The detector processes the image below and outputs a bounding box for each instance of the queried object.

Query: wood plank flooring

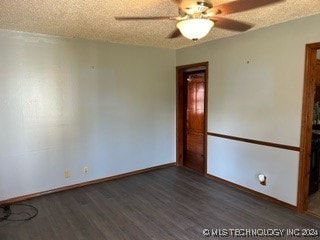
[309,190,320,217]
[0,166,319,239]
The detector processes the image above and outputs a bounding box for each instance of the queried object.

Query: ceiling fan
[115,0,284,42]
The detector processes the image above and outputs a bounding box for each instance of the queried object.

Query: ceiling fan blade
[214,0,285,15]
[167,29,182,39]
[212,17,254,32]
[115,16,176,21]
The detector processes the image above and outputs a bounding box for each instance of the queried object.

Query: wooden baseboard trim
[205,173,297,211]
[306,211,320,219]
[0,163,176,205]
[207,132,300,152]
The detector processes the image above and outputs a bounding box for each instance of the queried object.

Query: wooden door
[184,74,205,172]
[299,44,320,211]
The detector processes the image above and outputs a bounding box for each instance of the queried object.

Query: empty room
[0,0,320,239]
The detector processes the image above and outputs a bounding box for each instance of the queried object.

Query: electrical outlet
[83,167,89,174]
[64,170,71,178]
[258,173,266,186]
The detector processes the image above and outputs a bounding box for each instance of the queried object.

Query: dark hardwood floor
[309,190,320,217]
[0,166,319,239]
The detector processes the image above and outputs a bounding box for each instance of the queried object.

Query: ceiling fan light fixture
[177,19,214,41]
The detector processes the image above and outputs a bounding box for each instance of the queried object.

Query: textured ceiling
[0,0,320,49]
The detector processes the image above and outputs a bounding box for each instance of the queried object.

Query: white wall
[208,137,299,205]
[176,14,320,205]
[0,30,176,201]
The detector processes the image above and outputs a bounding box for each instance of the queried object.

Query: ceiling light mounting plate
[183,0,213,15]
[197,1,213,9]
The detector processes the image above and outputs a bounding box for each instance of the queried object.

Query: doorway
[298,43,320,213]
[176,62,208,174]
[307,50,320,216]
